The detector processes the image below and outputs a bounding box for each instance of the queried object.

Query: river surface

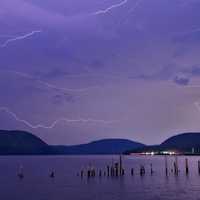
[1,155,200,200]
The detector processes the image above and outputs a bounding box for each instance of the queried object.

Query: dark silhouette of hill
[54,139,145,155]
[0,130,145,155]
[3,130,200,155]
[0,130,50,155]
[127,132,200,154]
[161,132,200,149]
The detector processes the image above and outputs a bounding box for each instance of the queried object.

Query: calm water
[1,155,200,200]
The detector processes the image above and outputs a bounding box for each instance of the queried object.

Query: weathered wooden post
[131,168,134,176]
[81,170,84,178]
[87,164,92,178]
[165,155,168,176]
[115,162,119,177]
[122,168,125,176]
[198,160,200,175]
[185,158,189,175]
[99,169,102,177]
[90,166,94,177]
[50,171,55,178]
[111,166,114,177]
[174,156,179,175]
[173,162,176,175]
[150,163,153,175]
[92,168,96,177]
[107,165,110,177]
[87,169,91,178]
[119,154,123,176]
[18,165,24,179]
[140,165,145,176]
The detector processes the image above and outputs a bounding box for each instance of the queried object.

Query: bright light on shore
[162,151,175,155]
[140,151,176,156]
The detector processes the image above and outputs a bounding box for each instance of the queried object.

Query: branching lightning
[118,0,142,25]
[0,107,118,129]
[173,27,200,37]
[1,30,42,48]
[92,0,128,15]
[0,35,17,38]
[182,85,200,89]
[2,70,103,93]
[185,28,200,35]
[127,0,142,14]
[194,102,200,112]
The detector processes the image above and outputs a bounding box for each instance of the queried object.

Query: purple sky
[1,0,200,145]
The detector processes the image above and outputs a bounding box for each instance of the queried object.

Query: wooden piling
[99,170,102,177]
[119,155,123,176]
[175,156,178,175]
[122,168,125,176]
[81,170,84,178]
[140,165,145,176]
[115,162,119,177]
[50,171,55,178]
[18,165,24,179]
[173,162,176,175]
[131,168,134,176]
[92,168,96,177]
[107,165,110,177]
[165,156,168,176]
[174,156,178,175]
[87,169,91,178]
[198,160,200,175]
[185,158,189,175]
[111,166,114,177]
[150,163,153,175]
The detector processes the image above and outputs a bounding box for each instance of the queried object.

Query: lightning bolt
[194,102,200,112]
[0,35,17,38]
[0,107,118,129]
[1,70,103,93]
[182,85,200,89]
[118,0,143,25]
[173,27,200,37]
[1,30,42,48]
[127,0,142,14]
[92,0,128,15]
[185,28,200,35]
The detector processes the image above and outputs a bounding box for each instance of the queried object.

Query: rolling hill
[54,139,145,155]
[0,130,145,155]
[0,130,50,154]
[127,132,200,154]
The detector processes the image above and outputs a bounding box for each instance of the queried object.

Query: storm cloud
[1,0,200,145]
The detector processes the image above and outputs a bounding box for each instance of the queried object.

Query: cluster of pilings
[78,155,156,179]
[78,156,200,179]
[78,155,126,179]
[17,168,56,180]
[16,164,58,180]
[165,156,181,176]
[17,156,200,181]
[138,163,154,176]
[165,156,200,176]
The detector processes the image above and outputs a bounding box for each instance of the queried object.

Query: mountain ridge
[0,130,145,155]
[127,132,200,154]
[2,130,200,155]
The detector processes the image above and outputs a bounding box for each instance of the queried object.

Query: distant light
[162,151,175,155]
[151,152,154,155]
[142,152,156,156]
[140,151,176,156]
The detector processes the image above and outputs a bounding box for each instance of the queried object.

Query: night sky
[1,0,200,145]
